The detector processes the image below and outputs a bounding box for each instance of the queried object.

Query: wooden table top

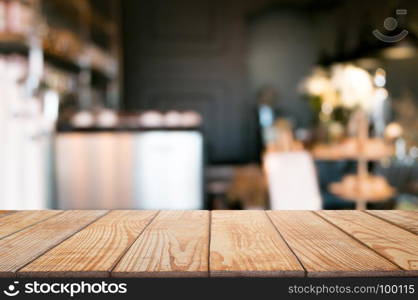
[0,210,417,278]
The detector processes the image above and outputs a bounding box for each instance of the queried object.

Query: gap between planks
[19,211,159,278]
[268,211,404,277]
[209,210,305,277]
[264,211,307,277]
[112,211,210,278]
[0,210,109,278]
[312,211,408,274]
[316,210,418,276]
[0,211,64,240]
[365,210,418,236]
[108,211,161,277]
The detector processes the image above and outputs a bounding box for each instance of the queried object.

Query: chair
[264,151,322,210]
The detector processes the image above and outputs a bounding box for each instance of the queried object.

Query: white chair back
[264,151,322,210]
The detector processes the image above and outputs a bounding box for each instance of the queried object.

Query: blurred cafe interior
[1,0,418,211]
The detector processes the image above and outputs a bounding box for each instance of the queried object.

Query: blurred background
[1,0,417,210]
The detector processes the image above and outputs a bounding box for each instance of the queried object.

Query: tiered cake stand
[328,112,395,210]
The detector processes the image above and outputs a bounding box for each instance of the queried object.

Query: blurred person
[255,85,279,160]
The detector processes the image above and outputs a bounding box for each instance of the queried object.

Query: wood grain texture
[0,211,14,216]
[0,210,107,277]
[0,211,62,240]
[318,210,418,275]
[0,210,416,278]
[112,211,209,278]
[19,210,157,278]
[268,211,403,277]
[210,211,304,277]
[0,211,16,219]
[366,210,418,235]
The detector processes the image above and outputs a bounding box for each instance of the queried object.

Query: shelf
[0,33,26,43]
[312,138,394,161]
[330,180,395,203]
[1,0,121,108]
[0,33,114,79]
[44,50,82,73]
[48,0,116,34]
[0,33,28,52]
[57,126,202,133]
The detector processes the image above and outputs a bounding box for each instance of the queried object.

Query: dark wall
[121,0,418,163]
[120,0,343,163]
[121,0,255,164]
[247,10,318,128]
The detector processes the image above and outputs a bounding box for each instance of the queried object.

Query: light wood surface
[0,210,107,277]
[210,211,304,277]
[19,211,157,278]
[113,211,209,277]
[0,211,62,240]
[366,210,418,235]
[0,211,15,217]
[268,211,403,277]
[318,210,418,275]
[0,210,416,278]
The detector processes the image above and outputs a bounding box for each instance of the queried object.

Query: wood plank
[0,211,62,239]
[318,210,418,275]
[366,210,418,235]
[0,210,107,277]
[209,211,304,277]
[112,211,209,278]
[19,210,157,278]
[0,211,16,219]
[0,211,14,216]
[268,211,403,277]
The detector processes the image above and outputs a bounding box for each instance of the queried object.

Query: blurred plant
[301,63,382,139]
[330,64,375,111]
[392,91,418,151]
[301,67,339,123]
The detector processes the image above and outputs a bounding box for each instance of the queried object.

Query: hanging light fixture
[380,32,418,59]
[325,6,418,65]
[375,8,418,60]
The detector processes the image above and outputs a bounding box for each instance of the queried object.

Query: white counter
[55,130,204,210]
